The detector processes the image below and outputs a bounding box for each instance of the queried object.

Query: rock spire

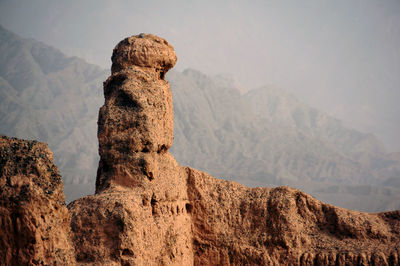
[70,34,194,265]
[96,34,176,192]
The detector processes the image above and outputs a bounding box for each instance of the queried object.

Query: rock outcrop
[0,136,75,265]
[68,33,400,265]
[1,33,400,265]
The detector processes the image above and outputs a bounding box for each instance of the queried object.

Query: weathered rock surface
[0,135,75,265]
[69,152,193,265]
[111,33,177,75]
[187,168,400,265]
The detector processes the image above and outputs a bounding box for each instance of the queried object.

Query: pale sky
[1,0,399,151]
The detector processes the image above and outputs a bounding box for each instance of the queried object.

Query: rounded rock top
[111,33,177,74]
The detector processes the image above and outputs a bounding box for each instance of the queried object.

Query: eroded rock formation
[95,34,176,193]
[68,33,400,265]
[1,34,400,265]
[0,136,75,265]
[68,34,193,265]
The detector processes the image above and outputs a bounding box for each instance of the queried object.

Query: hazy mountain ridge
[170,69,398,185]
[1,25,399,211]
[244,85,392,183]
[245,85,386,155]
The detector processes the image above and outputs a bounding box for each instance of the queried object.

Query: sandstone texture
[0,136,75,265]
[2,34,400,265]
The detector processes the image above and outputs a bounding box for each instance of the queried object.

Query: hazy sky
[0,0,399,151]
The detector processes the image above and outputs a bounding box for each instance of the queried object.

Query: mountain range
[1,25,399,212]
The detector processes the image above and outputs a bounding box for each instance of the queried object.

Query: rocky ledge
[1,34,400,265]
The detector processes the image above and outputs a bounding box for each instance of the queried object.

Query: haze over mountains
[1,25,399,212]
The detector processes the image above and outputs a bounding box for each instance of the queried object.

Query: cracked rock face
[0,136,75,265]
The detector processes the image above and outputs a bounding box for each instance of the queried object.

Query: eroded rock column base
[69,153,194,265]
